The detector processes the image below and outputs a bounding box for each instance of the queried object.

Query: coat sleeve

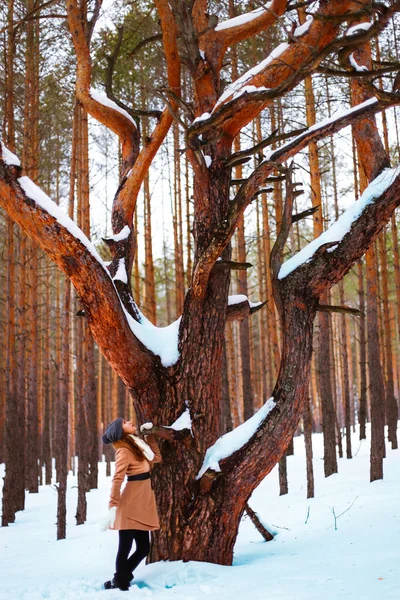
[109,447,130,508]
[145,434,162,464]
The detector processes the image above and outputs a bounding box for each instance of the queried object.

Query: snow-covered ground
[1,425,399,600]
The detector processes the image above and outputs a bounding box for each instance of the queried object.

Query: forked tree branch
[0,153,163,416]
[199,0,288,71]
[111,0,181,229]
[197,167,400,488]
[190,92,399,298]
[188,0,399,140]
[66,0,140,174]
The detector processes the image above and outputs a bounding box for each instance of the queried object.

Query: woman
[100,417,162,591]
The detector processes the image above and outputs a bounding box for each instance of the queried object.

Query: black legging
[115,529,151,577]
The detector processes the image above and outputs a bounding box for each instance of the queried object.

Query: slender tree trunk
[24,3,40,494]
[2,218,18,526]
[220,339,233,435]
[304,396,314,498]
[378,232,398,449]
[358,261,368,440]
[75,102,89,524]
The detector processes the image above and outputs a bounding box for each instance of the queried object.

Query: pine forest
[1,1,400,598]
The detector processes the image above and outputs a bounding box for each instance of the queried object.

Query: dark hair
[113,433,146,461]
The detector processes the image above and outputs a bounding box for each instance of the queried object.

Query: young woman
[100,417,162,591]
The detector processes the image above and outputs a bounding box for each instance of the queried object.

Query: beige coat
[108,435,162,531]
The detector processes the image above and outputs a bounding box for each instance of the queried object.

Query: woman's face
[122,419,137,434]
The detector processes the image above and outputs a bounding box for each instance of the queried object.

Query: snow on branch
[165,408,192,432]
[106,224,131,242]
[278,166,400,280]
[123,308,181,368]
[18,176,108,270]
[113,258,128,283]
[293,15,312,38]
[226,295,266,322]
[2,145,21,167]
[196,398,276,479]
[228,294,263,308]
[215,3,274,32]
[90,89,137,127]
[213,43,289,111]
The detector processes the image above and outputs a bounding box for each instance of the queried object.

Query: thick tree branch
[283,169,400,294]
[191,93,399,298]
[188,0,399,140]
[226,298,267,322]
[112,0,181,229]
[0,153,162,415]
[195,169,400,492]
[200,0,287,70]
[66,0,140,174]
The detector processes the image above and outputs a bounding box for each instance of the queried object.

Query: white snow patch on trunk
[123,308,181,368]
[113,258,128,284]
[108,225,131,242]
[1,144,21,167]
[18,176,108,270]
[165,408,192,431]
[204,154,212,168]
[228,295,263,309]
[196,397,276,479]
[278,166,400,279]
[228,294,248,305]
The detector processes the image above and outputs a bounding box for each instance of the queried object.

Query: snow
[228,294,263,309]
[228,294,249,305]
[259,97,378,164]
[215,3,273,32]
[108,225,131,242]
[294,15,313,37]
[124,309,181,368]
[349,52,368,72]
[197,398,276,479]
[346,22,372,36]
[278,166,400,279]
[90,89,137,127]
[203,154,212,168]
[1,424,399,600]
[192,112,211,125]
[213,43,289,110]
[231,84,268,103]
[113,258,128,284]
[1,143,21,167]
[18,176,108,270]
[165,408,192,432]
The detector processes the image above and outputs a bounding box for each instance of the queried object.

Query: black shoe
[104,576,129,591]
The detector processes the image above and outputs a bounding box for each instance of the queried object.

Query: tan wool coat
[108,434,162,531]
